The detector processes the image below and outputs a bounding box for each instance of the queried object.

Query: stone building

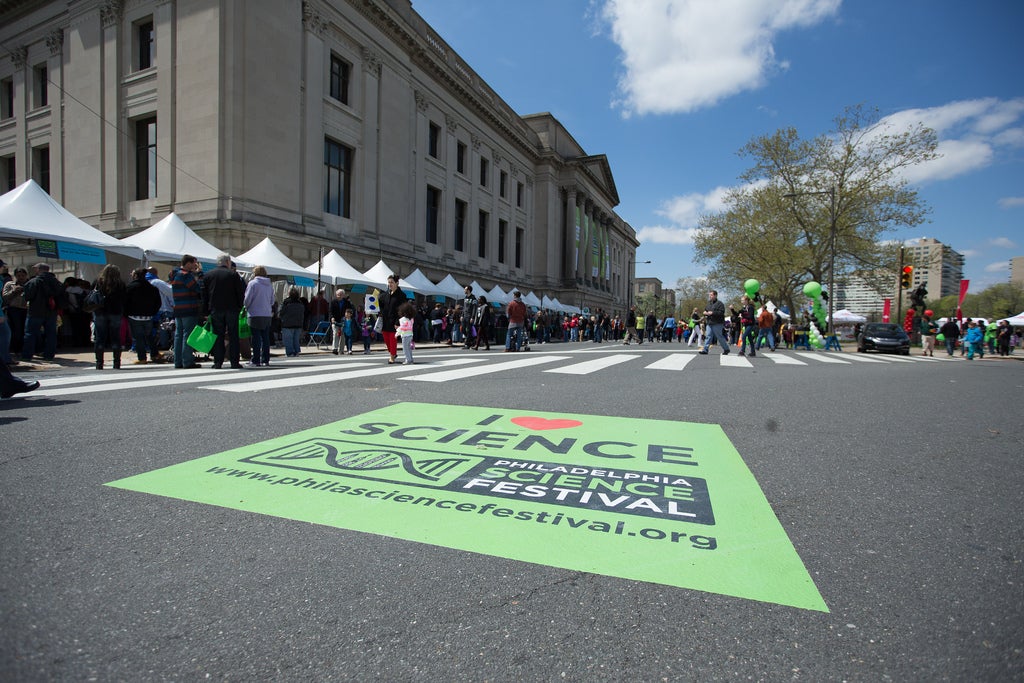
[0,0,638,313]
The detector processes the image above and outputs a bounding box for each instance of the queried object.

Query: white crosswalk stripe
[796,352,851,364]
[760,353,807,365]
[645,353,699,370]
[718,354,752,368]
[400,354,567,382]
[545,354,639,375]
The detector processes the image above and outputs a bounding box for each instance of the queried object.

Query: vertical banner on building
[590,215,600,279]
[582,212,590,276]
[598,223,606,278]
[574,206,581,273]
[882,298,891,323]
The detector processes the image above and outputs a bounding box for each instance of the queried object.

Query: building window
[428,122,440,159]
[638,283,646,293]
[479,157,488,188]
[33,63,47,108]
[329,54,350,104]
[516,181,524,207]
[499,171,507,198]
[498,219,507,264]
[515,227,524,269]
[1,155,15,192]
[478,211,488,258]
[456,141,466,175]
[1,78,13,120]
[135,19,154,71]
[426,185,440,244]
[323,137,353,217]
[133,117,157,200]
[32,146,49,193]
[454,199,466,252]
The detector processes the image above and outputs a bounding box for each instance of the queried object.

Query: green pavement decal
[106,402,828,612]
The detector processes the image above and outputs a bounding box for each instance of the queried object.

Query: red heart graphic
[511,416,583,431]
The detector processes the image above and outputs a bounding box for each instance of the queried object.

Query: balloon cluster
[807,320,826,349]
[803,281,828,331]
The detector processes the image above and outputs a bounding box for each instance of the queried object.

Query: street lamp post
[784,186,837,341]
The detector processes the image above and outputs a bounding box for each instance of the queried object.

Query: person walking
[738,295,757,356]
[698,290,730,355]
[243,265,274,367]
[505,291,528,352]
[379,274,408,364]
[686,308,703,347]
[756,305,776,351]
[939,317,960,356]
[21,263,62,362]
[964,320,984,360]
[201,254,245,369]
[170,255,204,368]
[460,285,478,349]
[124,267,162,365]
[920,312,938,357]
[472,295,493,350]
[278,287,305,357]
[91,264,127,369]
[624,305,639,345]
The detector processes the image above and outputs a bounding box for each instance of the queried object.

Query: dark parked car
[857,322,911,355]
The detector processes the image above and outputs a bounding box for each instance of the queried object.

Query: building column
[360,47,382,238]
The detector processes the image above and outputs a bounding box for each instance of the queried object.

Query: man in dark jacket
[939,318,960,357]
[124,268,163,364]
[698,290,730,355]
[22,263,62,361]
[201,254,245,368]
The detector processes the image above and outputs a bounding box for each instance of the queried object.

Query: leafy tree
[694,105,939,314]
[927,282,1024,320]
[674,276,713,319]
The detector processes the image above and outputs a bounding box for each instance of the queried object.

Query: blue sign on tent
[56,241,106,264]
[350,284,368,294]
[291,276,316,288]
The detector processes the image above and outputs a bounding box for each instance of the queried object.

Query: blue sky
[412,0,1024,292]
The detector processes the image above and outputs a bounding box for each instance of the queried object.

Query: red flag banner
[882,298,891,323]
[956,279,969,321]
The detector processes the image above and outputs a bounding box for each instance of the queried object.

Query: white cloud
[636,224,700,245]
[637,185,741,244]
[600,0,841,116]
[990,237,1017,249]
[998,197,1024,209]
[959,249,979,259]
[877,98,1024,185]
[984,261,1009,273]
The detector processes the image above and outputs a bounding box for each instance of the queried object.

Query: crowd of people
[1,257,1020,381]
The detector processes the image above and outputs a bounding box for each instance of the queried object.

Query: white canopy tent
[399,268,445,296]
[305,249,378,288]
[119,212,233,266]
[521,291,543,308]
[829,308,867,323]
[486,284,510,304]
[542,295,556,310]
[0,179,142,259]
[234,237,313,281]
[361,259,422,294]
[433,274,465,299]
[467,280,488,298]
[999,312,1024,326]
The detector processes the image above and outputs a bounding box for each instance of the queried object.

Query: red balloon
[924,309,933,317]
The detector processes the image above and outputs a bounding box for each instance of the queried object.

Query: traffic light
[900,265,914,289]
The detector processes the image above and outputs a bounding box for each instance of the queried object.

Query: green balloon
[803,281,822,298]
[936,333,945,342]
[744,279,760,296]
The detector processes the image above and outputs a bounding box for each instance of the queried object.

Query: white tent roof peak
[120,212,227,264]
[434,274,465,299]
[305,249,378,287]
[234,237,311,280]
[0,179,143,258]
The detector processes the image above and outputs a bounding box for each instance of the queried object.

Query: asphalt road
[2,343,1022,681]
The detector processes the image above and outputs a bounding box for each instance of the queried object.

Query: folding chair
[306,321,332,348]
